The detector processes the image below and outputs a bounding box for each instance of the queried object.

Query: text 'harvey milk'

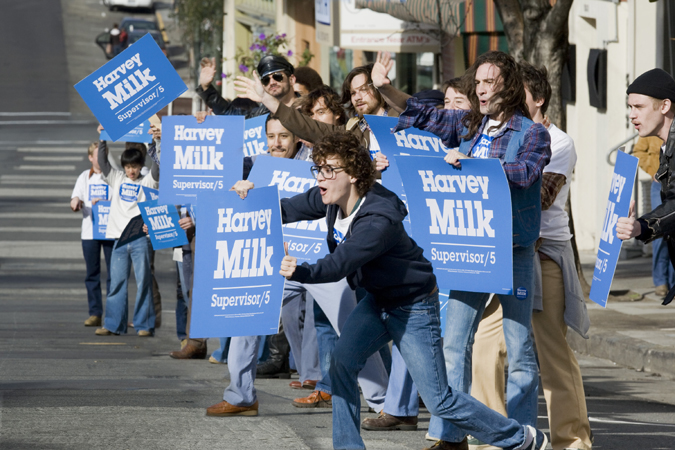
[92,53,156,110]
[214,208,274,279]
[418,170,495,237]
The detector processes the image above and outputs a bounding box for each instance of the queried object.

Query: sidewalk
[568,249,675,378]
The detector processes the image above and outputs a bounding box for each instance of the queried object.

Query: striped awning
[355,0,508,68]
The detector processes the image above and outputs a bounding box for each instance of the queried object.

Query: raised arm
[371,51,410,113]
[195,58,234,115]
[393,98,467,148]
[98,140,112,177]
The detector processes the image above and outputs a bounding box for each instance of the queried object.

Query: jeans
[104,237,155,334]
[281,281,321,382]
[429,244,539,443]
[651,181,675,287]
[330,291,526,450]
[314,300,338,382]
[211,338,231,363]
[81,239,114,317]
[223,335,261,406]
[383,345,419,417]
[175,251,192,341]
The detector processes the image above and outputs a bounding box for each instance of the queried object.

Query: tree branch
[547,0,574,34]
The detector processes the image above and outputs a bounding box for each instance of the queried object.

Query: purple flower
[259,33,266,40]
[260,45,267,52]
[239,64,249,73]
[287,50,293,56]
[221,73,227,79]
[281,33,287,38]
[249,44,256,51]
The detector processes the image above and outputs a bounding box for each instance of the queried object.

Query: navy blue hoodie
[281,182,437,309]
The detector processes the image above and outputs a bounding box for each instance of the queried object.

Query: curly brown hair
[296,85,346,126]
[462,51,530,139]
[312,131,376,196]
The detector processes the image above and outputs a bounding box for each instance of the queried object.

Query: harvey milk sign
[189,186,285,338]
[247,156,329,264]
[589,150,639,307]
[395,155,513,295]
[138,199,188,250]
[159,115,244,205]
[244,114,269,157]
[75,33,187,142]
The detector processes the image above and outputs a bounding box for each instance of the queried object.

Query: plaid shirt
[394,98,551,189]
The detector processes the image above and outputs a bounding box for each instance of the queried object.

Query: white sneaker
[521,426,549,450]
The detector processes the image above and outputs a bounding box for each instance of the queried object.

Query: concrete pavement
[569,249,675,379]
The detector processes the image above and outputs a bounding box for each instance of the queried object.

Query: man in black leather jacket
[617,69,675,304]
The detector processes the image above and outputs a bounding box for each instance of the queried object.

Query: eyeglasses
[350,83,373,98]
[262,72,286,86]
[310,165,345,180]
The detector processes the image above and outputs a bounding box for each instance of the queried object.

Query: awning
[355,0,509,68]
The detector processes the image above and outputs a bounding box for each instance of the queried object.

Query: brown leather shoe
[302,380,317,390]
[84,316,101,327]
[206,400,258,417]
[289,380,303,389]
[362,412,418,431]
[169,342,207,359]
[421,438,469,450]
[292,390,332,408]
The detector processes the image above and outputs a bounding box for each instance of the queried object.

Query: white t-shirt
[71,170,111,240]
[540,124,576,241]
[470,119,506,159]
[103,168,159,239]
[333,196,366,245]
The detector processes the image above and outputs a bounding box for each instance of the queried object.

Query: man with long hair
[373,50,551,450]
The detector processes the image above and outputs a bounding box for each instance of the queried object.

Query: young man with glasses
[197,55,298,118]
[235,130,549,450]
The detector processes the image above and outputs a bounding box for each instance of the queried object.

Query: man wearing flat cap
[197,54,298,118]
[618,68,675,304]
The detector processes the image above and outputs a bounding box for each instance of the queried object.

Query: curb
[567,330,675,378]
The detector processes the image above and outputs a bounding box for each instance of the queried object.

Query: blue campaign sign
[74,33,187,142]
[138,199,188,250]
[142,186,159,201]
[367,115,451,233]
[101,121,153,143]
[590,151,639,307]
[395,155,513,295]
[158,115,244,205]
[92,201,113,240]
[243,114,268,157]
[247,155,329,264]
[189,186,286,338]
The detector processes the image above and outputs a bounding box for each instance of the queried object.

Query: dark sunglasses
[261,72,285,86]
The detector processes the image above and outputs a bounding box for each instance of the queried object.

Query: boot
[256,329,291,378]
[169,339,207,359]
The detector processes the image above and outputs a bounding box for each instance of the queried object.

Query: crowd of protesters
[70,46,675,450]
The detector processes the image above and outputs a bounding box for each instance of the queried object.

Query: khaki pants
[531,259,592,450]
[472,258,592,450]
[471,297,507,417]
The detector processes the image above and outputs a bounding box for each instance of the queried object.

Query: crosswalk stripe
[16,165,77,171]
[24,156,84,162]
[0,188,73,197]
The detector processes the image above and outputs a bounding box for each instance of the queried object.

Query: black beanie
[626,68,675,102]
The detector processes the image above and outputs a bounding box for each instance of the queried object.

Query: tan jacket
[634,136,663,177]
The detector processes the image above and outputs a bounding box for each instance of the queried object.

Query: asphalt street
[1,1,675,449]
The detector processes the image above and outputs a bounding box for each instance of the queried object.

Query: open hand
[234,72,264,103]
[199,57,217,90]
[372,51,394,88]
